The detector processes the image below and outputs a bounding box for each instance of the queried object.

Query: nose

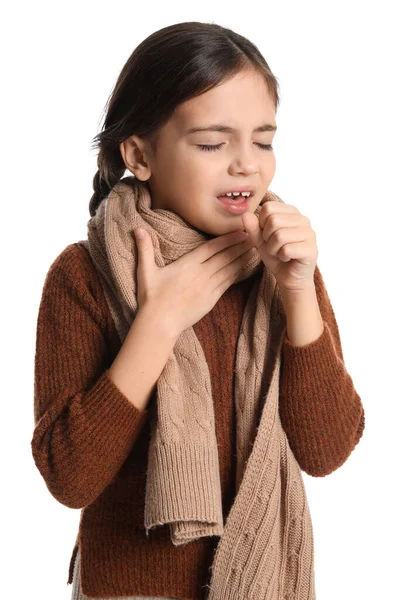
[228,143,259,176]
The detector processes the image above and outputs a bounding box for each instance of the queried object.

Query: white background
[2,0,398,598]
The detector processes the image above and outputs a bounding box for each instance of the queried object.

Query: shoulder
[40,241,112,329]
[45,241,102,291]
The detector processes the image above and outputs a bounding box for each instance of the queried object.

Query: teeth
[225,191,251,197]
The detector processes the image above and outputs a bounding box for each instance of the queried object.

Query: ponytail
[89,144,127,217]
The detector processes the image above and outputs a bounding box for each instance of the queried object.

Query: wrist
[279,284,324,347]
[279,283,317,303]
[136,304,181,344]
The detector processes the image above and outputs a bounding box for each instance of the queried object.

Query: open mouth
[216,191,255,203]
[216,195,252,214]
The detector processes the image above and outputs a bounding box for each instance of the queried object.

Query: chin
[208,224,246,238]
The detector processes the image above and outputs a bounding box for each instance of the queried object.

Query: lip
[216,195,251,215]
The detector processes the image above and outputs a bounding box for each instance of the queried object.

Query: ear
[119,136,152,182]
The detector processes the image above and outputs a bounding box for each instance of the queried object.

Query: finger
[258,201,299,229]
[194,230,249,264]
[260,207,308,231]
[134,228,155,275]
[276,241,317,263]
[213,247,257,294]
[265,227,311,258]
[241,211,264,250]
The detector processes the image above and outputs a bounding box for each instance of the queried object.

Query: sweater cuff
[280,321,363,476]
[81,369,150,446]
[282,320,343,373]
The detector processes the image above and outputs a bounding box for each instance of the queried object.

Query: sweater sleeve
[278,264,365,477]
[30,243,150,509]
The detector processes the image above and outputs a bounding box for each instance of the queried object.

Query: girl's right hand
[133,227,258,340]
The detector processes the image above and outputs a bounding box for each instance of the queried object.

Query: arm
[278,264,365,477]
[280,283,324,347]
[107,306,178,412]
[31,244,177,509]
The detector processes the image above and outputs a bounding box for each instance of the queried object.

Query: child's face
[120,67,277,237]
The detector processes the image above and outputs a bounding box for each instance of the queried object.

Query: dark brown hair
[89,21,281,216]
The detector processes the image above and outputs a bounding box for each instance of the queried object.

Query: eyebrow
[185,123,278,135]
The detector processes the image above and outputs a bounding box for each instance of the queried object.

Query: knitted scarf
[80,176,316,600]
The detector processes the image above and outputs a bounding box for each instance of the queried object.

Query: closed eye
[198,143,273,152]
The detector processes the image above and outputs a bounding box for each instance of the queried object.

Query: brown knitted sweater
[31,241,365,599]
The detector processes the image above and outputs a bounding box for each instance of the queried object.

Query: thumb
[134,228,156,275]
[241,211,263,249]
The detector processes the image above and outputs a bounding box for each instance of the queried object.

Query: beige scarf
[81,176,316,600]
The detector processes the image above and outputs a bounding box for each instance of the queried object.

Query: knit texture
[82,177,291,544]
[81,177,320,600]
[31,188,365,599]
[70,546,179,600]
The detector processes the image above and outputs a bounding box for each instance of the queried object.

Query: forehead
[172,69,276,132]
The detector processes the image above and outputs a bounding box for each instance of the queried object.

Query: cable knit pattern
[31,191,364,600]
[80,178,321,600]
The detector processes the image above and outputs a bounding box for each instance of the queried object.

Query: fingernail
[135,228,145,239]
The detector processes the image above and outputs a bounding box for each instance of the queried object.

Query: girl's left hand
[242,201,319,294]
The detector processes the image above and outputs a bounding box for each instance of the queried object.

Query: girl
[31,21,365,600]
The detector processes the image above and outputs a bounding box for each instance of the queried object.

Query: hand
[133,228,257,339]
[241,200,318,294]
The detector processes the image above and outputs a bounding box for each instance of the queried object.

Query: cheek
[178,152,221,195]
[268,154,277,172]
[176,158,205,187]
